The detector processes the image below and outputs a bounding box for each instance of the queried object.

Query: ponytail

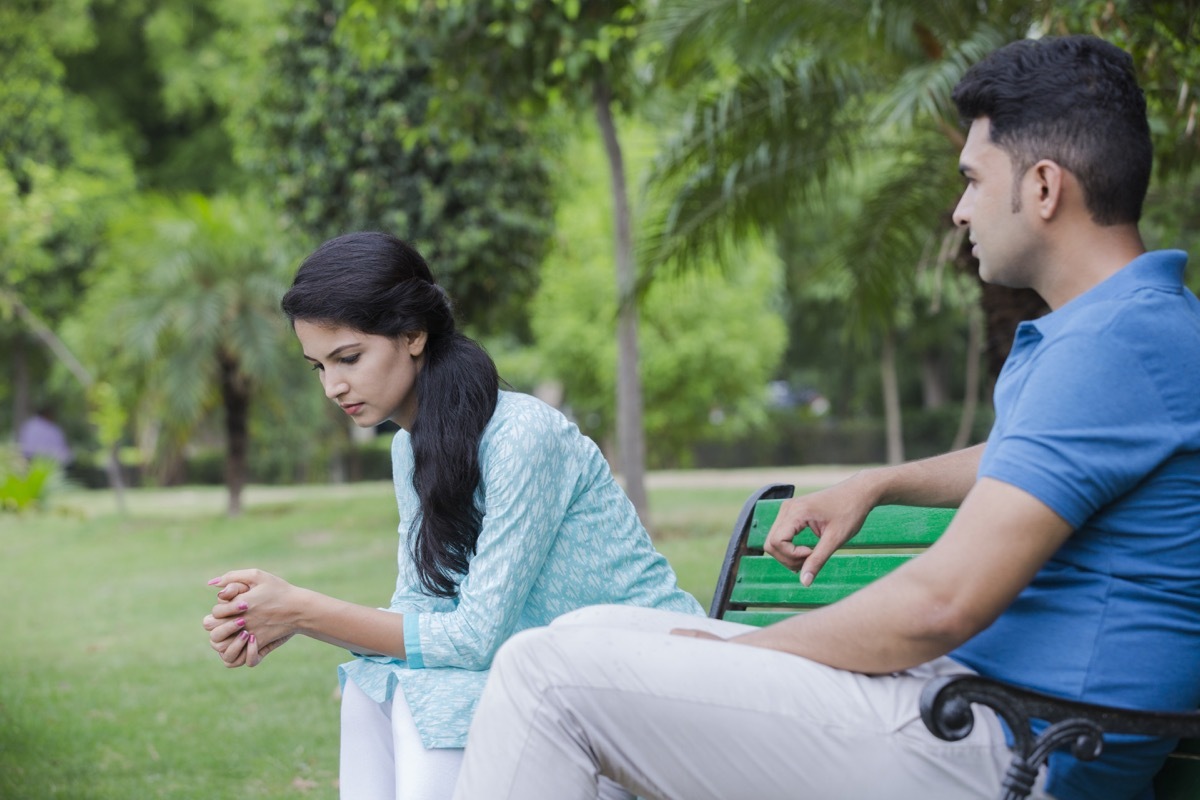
[409,332,498,597]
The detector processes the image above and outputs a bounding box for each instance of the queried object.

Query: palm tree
[643,0,1042,461]
[96,194,295,515]
[644,0,1199,459]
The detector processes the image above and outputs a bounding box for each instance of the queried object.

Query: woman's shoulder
[489,391,570,434]
[481,392,586,459]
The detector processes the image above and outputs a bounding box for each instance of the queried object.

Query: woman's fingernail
[207,577,221,586]
[240,630,249,640]
[249,634,256,643]
[236,618,245,627]
[237,601,248,611]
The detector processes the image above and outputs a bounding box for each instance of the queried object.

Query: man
[451,36,1200,800]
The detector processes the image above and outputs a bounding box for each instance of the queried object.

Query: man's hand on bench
[669,628,726,641]
[764,475,877,586]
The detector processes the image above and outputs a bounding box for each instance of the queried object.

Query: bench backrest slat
[717,499,956,622]
[746,500,955,552]
[731,553,919,607]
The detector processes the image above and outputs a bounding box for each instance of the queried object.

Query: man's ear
[1031,159,1065,220]
[406,330,428,357]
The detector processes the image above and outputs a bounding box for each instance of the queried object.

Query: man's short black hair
[952,35,1152,225]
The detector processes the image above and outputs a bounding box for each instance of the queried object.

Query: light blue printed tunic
[338,391,703,748]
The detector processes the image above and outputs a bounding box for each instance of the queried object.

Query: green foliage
[531,127,787,464]
[0,450,63,513]
[0,4,136,325]
[58,0,275,193]
[645,0,1200,318]
[0,2,138,444]
[642,0,1200,432]
[68,193,298,489]
[355,0,649,111]
[243,0,554,335]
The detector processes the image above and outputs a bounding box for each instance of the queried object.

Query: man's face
[952,118,1038,288]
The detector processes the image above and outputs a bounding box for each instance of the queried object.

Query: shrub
[0,448,64,512]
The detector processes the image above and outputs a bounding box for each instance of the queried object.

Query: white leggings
[339,679,464,800]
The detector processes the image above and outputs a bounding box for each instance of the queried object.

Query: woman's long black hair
[281,232,499,597]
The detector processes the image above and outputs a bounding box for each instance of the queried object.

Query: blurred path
[57,465,874,517]
[645,465,867,491]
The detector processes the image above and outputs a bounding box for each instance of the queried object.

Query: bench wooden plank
[746,500,955,551]
[730,553,917,607]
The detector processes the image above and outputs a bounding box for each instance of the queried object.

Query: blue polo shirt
[951,250,1200,800]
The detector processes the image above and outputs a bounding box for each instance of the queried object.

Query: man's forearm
[729,563,970,674]
[735,477,1072,674]
[858,443,985,509]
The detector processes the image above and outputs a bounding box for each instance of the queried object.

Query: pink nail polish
[207,577,221,586]
[249,634,256,643]
[240,630,249,640]
[236,618,245,627]
[237,601,248,611]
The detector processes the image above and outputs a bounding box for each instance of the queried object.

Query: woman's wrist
[289,586,325,638]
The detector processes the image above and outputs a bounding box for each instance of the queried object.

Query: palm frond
[832,131,964,340]
[872,24,1012,132]
[642,58,878,272]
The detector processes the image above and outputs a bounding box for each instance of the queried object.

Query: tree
[348,0,658,518]
[78,194,295,515]
[58,0,247,194]
[0,2,136,433]
[240,0,554,335]
[526,126,787,465]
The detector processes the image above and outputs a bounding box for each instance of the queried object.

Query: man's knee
[492,623,614,699]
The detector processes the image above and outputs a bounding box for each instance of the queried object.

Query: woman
[203,231,702,800]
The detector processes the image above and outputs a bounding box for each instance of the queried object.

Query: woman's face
[294,320,427,430]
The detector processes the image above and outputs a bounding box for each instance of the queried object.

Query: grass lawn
[0,475,835,799]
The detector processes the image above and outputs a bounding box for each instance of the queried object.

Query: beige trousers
[452,605,1049,800]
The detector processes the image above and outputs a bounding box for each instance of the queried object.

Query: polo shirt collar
[1026,249,1188,340]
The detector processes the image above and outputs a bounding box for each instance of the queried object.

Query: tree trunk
[880,328,904,465]
[977,282,1049,379]
[919,348,948,410]
[593,79,649,522]
[13,338,31,428]
[218,349,250,517]
[950,305,983,451]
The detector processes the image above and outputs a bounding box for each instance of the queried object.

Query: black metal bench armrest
[708,482,794,618]
[920,673,1200,800]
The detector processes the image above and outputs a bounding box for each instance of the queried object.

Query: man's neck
[1035,222,1146,310]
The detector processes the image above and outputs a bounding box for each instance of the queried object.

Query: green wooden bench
[711,484,1200,800]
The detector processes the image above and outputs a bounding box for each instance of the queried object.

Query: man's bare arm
[765,444,986,579]
[739,477,1072,674]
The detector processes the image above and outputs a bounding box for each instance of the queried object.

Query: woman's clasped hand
[203,575,295,668]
